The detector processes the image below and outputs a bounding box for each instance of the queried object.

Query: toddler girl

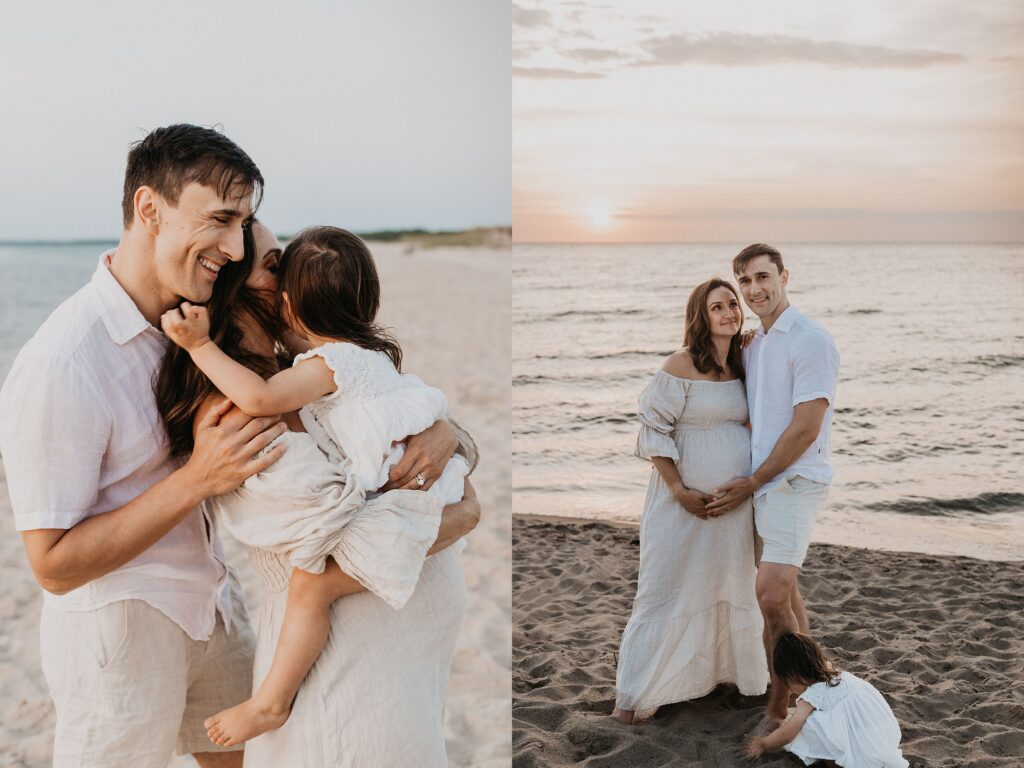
[162,226,469,745]
[745,633,909,767]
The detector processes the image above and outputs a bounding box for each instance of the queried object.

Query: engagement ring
[415,473,427,487]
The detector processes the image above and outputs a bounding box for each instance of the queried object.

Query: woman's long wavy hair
[773,633,841,688]
[278,226,403,371]
[683,277,745,380]
[155,223,285,458]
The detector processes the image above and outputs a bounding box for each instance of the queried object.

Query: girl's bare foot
[611,707,635,724]
[204,696,290,747]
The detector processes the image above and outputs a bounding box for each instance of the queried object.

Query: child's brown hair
[773,633,841,688]
[278,226,402,370]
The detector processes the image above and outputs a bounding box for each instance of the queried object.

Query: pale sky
[513,0,1024,242]
[0,0,510,240]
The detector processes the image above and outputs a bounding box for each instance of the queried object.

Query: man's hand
[183,398,288,498]
[673,486,716,519]
[382,420,458,492]
[705,476,757,515]
[161,302,212,351]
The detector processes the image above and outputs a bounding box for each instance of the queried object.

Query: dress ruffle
[616,601,767,709]
[211,432,442,609]
[633,371,690,461]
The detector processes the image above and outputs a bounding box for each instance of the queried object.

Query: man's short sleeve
[790,330,839,408]
[0,352,111,530]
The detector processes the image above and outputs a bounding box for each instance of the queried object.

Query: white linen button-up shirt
[743,305,840,498]
[0,251,237,640]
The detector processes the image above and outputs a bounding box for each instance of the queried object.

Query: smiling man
[706,243,840,726]
[0,124,471,768]
[0,125,284,768]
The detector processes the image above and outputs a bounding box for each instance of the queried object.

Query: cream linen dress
[615,370,769,711]
[208,430,469,767]
[786,672,909,768]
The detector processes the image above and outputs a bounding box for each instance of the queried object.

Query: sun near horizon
[513,0,1024,244]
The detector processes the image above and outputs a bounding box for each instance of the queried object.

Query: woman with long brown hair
[612,278,769,723]
[155,221,480,766]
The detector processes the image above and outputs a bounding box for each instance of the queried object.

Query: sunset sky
[513,0,1024,242]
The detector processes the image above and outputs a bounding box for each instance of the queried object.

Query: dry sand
[0,242,510,768]
[513,517,1024,768]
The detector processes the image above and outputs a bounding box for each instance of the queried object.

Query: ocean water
[0,243,114,378]
[513,243,1024,560]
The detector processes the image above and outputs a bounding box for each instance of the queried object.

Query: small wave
[847,308,881,315]
[548,309,645,320]
[587,349,675,361]
[862,491,1024,517]
[964,354,1024,370]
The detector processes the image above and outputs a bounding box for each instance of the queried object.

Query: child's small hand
[161,302,211,351]
[743,735,766,760]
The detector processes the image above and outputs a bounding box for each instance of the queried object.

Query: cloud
[637,32,966,69]
[565,47,624,62]
[512,4,551,29]
[513,66,604,80]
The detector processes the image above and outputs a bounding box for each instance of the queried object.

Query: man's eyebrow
[207,207,244,219]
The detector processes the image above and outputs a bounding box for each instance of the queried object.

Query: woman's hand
[382,420,458,491]
[673,486,715,519]
[740,328,757,349]
[161,302,211,351]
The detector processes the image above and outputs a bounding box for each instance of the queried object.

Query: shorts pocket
[784,475,827,494]
[93,600,132,671]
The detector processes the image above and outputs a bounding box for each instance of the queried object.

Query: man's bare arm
[428,479,481,554]
[21,400,287,595]
[706,398,828,512]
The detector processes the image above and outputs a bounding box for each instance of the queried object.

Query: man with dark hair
[706,244,839,727]
[0,124,473,766]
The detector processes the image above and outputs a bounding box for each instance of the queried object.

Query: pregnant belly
[675,425,752,493]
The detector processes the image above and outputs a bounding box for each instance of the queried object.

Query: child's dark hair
[278,226,403,371]
[773,633,841,688]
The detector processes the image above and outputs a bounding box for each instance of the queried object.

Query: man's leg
[755,561,801,724]
[791,584,810,634]
[41,600,189,768]
[178,584,255,759]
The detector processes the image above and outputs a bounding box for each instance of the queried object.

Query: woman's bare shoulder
[661,349,697,379]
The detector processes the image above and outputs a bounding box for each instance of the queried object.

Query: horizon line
[512,239,1024,246]
[0,224,513,247]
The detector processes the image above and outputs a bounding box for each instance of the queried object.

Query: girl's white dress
[787,671,909,768]
[294,341,470,507]
[615,371,768,710]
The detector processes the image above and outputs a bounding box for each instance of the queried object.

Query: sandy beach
[513,516,1024,768]
[0,241,511,768]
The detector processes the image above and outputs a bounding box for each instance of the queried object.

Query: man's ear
[780,269,789,287]
[134,186,161,236]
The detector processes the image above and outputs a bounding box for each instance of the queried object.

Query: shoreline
[512,510,1024,563]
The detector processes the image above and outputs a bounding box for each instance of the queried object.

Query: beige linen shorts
[40,596,255,767]
[753,475,829,568]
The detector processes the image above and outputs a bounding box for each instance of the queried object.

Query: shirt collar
[765,304,801,334]
[91,250,154,345]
